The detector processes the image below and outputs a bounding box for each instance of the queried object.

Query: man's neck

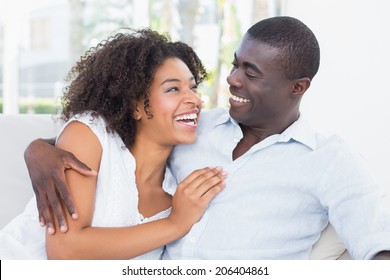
[232,112,300,160]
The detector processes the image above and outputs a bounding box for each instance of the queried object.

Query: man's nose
[227,69,243,88]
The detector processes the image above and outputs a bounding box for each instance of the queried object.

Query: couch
[0,113,350,259]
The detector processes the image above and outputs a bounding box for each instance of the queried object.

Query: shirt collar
[207,109,317,150]
[278,113,317,150]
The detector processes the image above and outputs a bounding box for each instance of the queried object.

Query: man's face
[227,35,296,129]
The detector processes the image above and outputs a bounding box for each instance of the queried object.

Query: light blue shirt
[163,108,390,259]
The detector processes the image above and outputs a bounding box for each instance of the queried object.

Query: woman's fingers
[177,167,226,192]
[189,168,227,199]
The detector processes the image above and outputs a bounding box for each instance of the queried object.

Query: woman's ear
[292,77,311,97]
[133,105,142,120]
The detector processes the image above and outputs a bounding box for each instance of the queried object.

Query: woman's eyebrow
[160,76,195,86]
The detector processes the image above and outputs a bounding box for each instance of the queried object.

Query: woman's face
[135,57,202,146]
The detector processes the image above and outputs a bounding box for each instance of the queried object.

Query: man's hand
[24,138,97,234]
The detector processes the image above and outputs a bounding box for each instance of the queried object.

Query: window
[0,0,278,114]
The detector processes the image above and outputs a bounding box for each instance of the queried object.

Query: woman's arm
[46,121,225,259]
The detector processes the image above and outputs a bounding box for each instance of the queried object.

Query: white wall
[283,0,390,191]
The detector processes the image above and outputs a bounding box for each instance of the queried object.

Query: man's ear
[133,105,142,120]
[292,77,311,97]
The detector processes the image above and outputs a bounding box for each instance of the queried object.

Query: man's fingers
[41,195,55,235]
[33,183,54,230]
[54,173,78,220]
[64,154,97,177]
[33,187,46,227]
[46,184,69,233]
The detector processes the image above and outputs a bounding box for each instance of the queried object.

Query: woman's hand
[24,138,97,234]
[168,167,227,234]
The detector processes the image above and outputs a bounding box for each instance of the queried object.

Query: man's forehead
[235,39,281,66]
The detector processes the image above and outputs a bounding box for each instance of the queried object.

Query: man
[24,16,390,259]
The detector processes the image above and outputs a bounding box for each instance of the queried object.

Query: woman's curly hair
[60,28,208,147]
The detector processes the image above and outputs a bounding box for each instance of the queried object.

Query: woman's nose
[184,88,202,106]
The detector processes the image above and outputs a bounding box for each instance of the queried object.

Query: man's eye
[246,72,257,78]
[230,63,238,74]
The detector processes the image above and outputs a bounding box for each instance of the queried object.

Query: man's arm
[372,251,390,260]
[24,137,97,234]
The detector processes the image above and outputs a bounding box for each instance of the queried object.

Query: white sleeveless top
[0,112,174,259]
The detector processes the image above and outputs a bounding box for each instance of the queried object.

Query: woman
[0,29,226,259]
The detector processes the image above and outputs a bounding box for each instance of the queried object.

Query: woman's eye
[191,84,198,93]
[167,87,179,92]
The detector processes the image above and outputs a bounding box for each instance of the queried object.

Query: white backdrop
[283,0,390,191]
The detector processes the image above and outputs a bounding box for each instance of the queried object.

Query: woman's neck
[129,137,174,217]
[129,139,173,189]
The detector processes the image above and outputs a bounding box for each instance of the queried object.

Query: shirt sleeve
[319,141,390,259]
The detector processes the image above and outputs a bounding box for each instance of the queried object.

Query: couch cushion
[0,114,57,230]
[310,223,349,259]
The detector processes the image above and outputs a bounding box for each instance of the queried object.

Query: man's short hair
[247,16,320,80]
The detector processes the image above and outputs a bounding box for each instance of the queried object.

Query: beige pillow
[310,223,350,259]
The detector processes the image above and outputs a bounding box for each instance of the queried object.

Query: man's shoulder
[316,133,349,150]
[315,133,364,162]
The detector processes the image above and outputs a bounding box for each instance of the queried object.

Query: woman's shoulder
[55,113,103,177]
[56,111,109,144]
[70,111,107,130]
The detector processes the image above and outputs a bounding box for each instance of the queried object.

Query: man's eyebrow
[160,76,195,86]
[244,62,262,74]
[234,53,262,74]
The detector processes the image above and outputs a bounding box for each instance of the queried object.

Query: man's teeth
[231,95,250,103]
[174,113,198,121]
